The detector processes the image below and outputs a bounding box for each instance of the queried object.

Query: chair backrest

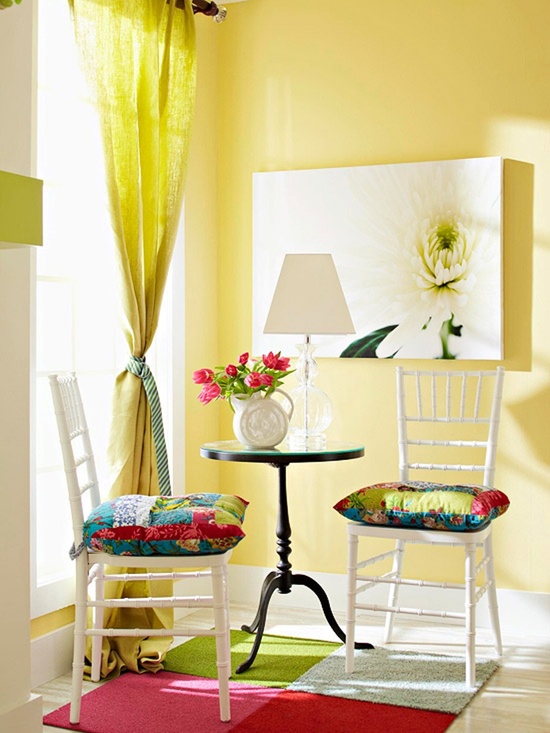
[49,373,102,551]
[397,367,505,488]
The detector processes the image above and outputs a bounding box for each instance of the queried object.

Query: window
[32,0,181,618]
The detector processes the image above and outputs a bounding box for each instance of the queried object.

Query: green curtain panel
[67,0,196,678]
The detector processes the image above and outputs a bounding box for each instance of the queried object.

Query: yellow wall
[183,21,223,494]
[30,606,74,639]
[185,0,550,592]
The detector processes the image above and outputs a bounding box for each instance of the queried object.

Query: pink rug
[44,670,456,733]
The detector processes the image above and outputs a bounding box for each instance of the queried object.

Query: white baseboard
[31,565,550,688]
[31,622,74,689]
[226,565,550,639]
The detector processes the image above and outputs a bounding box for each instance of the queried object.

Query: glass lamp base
[287,431,327,451]
[286,339,333,452]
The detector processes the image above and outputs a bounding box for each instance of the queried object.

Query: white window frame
[30,0,185,620]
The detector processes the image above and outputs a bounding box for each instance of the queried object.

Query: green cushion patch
[164,629,339,687]
[334,481,510,531]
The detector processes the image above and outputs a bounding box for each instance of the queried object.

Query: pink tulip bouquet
[193,351,294,407]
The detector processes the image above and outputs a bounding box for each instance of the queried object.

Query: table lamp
[263,253,355,450]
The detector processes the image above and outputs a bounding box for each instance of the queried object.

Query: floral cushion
[83,493,249,555]
[333,481,510,532]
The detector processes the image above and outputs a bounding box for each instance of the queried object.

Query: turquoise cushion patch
[83,492,248,555]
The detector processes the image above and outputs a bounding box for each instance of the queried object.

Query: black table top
[200,440,365,465]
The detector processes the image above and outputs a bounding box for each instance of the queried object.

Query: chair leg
[212,563,231,722]
[90,563,104,682]
[465,545,476,688]
[346,531,359,674]
[384,539,405,644]
[70,556,88,723]
[484,533,503,656]
[222,563,232,678]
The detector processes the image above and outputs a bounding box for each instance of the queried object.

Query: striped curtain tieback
[126,355,172,496]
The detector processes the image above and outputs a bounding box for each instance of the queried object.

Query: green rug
[164,630,339,687]
[164,631,499,715]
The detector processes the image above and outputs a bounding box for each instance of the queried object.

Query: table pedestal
[236,462,374,674]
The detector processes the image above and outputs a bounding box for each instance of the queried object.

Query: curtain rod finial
[189,0,228,22]
[213,5,227,22]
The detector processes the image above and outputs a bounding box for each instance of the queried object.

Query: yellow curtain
[67,0,196,677]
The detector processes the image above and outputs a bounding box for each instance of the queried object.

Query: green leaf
[339,325,399,358]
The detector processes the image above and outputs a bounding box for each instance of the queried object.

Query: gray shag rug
[287,646,499,714]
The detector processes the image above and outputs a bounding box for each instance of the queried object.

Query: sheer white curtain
[31,0,176,618]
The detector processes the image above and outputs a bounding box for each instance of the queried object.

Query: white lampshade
[263,253,355,336]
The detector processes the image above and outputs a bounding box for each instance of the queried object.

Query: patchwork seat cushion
[333,481,510,532]
[83,492,249,555]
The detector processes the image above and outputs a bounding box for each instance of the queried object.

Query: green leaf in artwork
[340,325,399,358]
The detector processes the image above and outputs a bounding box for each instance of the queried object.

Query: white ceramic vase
[230,390,293,449]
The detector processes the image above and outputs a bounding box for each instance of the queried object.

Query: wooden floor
[37,602,550,732]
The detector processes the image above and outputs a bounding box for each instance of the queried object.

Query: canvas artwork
[252,157,503,360]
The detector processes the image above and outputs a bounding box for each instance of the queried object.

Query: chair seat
[334,481,510,532]
[83,492,249,555]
